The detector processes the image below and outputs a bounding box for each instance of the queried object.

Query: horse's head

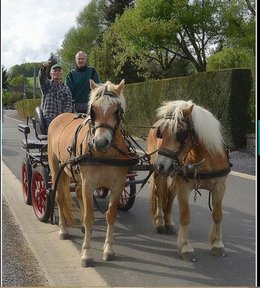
[153,101,194,176]
[88,79,126,153]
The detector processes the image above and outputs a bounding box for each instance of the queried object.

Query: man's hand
[42,61,51,68]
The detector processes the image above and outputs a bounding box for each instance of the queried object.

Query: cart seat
[34,106,48,136]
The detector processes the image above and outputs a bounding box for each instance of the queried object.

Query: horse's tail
[150,173,169,220]
[150,174,156,218]
[49,156,75,226]
[58,172,75,226]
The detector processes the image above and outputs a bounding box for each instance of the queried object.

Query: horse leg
[81,183,95,267]
[163,177,177,234]
[151,174,168,233]
[48,152,71,240]
[56,172,71,240]
[208,183,226,256]
[75,185,85,233]
[176,182,195,261]
[103,184,124,261]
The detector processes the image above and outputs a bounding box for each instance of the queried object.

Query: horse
[48,79,136,267]
[147,100,231,261]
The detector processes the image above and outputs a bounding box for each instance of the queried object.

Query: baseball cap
[51,64,62,70]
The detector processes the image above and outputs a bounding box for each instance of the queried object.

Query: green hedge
[16,98,41,118]
[123,69,253,150]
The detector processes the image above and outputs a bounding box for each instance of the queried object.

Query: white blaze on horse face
[92,105,117,153]
[154,154,173,176]
[94,127,113,152]
[154,128,182,176]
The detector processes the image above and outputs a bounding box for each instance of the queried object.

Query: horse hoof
[103,252,115,261]
[181,252,196,262]
[59,233,70,240]
[211,247,226,257]
[81,258,95,267]
[156,226,164,234]
[165,225,176,235]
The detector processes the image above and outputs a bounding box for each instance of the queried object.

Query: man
[65,51,100,113]
[38,62,72,128]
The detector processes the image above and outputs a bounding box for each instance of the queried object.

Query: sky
[1,0,91,70]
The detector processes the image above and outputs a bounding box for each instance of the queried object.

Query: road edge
[2,161,108,287]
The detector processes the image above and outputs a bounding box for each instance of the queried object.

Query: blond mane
[156,100,225,154]
[87,81,126,114]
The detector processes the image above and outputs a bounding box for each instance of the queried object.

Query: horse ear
[182,104,194,119]
[89,79,98,90]
[116,79,125,95]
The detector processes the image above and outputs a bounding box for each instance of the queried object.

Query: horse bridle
[156,116,194,169]
[89,91,124,139]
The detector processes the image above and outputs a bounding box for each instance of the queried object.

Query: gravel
[229,148,255,175]
[2,198,48,286]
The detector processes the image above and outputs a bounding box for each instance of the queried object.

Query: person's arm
[38,63,50,94]
[63,87,73,113]
[65,71,74,94]
[93,68,100,83]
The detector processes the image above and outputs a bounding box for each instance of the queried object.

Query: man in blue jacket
[65,51,100,113]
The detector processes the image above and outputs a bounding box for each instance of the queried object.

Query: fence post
[33,66,36,99]
[23,76,27,100]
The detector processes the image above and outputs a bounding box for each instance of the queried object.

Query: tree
[207,47,254,70]
[112,0,227,73]
[98,0,147,82]
[103,0,135,25]
[221,0,255,54]
[58,0,106,70]
[2,66,9,89]
[8,62,42,78]
[9,75,29,87]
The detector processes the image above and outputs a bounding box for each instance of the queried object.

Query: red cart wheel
[31,166,51,222]
[21,157,32,205]
[117,175,136,211]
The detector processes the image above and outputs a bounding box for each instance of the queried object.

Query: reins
[177,163,232,180]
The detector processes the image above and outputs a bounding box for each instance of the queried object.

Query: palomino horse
[147,100,231,261]
[48,79,137,267]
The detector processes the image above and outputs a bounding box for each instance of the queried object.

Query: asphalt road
[2,109,257,286]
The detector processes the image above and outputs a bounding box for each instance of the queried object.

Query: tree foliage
[58,0,106,71]
[8,62,42,78]
[111,0,228,74]
[207,1,255,72]
[221,0,255,54]
[207,47,254,71]
[2,66,9,89]
[103,0,135,25]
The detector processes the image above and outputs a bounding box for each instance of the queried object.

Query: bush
[16,99,41,118]
[2,90,23,108]
[207,48,254,71]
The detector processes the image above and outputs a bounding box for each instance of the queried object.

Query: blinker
[156,127,163,139]
[176,129,189,143]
